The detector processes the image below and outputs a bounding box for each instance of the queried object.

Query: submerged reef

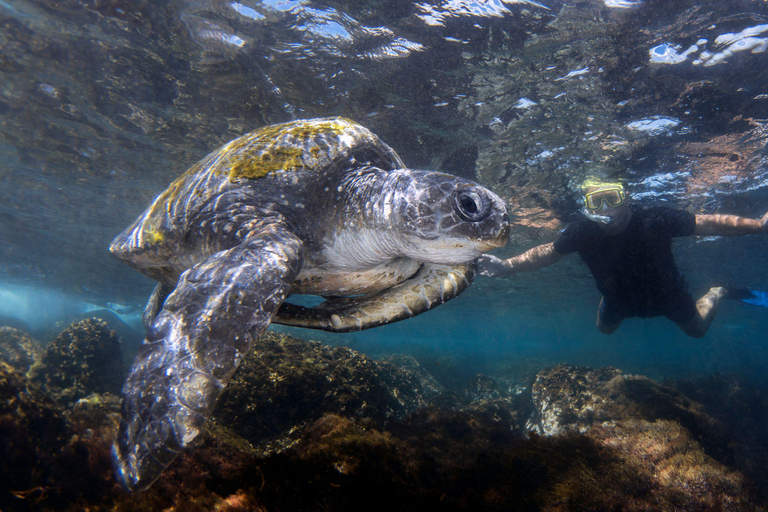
[213,333,433,456]
[673,373,768,505]
[527,365,753,510]
[27,318,124,407]
[2,321,768,511]
[0,327,42,373]
[0,361,121,510]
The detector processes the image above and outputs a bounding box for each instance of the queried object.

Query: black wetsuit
[553,206,698,325]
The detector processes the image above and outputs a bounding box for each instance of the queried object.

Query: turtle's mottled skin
[110,118,509,491]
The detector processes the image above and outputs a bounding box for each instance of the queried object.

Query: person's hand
[760,212,768,232]
[477,254,513,278]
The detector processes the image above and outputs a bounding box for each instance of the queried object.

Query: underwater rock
[587,419,754,511]
[28,318,124,406]
[273,407,528,511]
[529,364,622,435]
[3,347,764,511]
[524,364,758,510]
[0,315,33,333]
[0,326,43,373]
[44,308,145,368]
[464,373,506,402]
[673,373,768,502]
[527,363,720,438]
[203,358,758,510]
[0,362,68,509]
[461,373,533,430]
[213,332,432,455]
[0,361,123,510]
[380,353,445,397]
[295,414,399,478]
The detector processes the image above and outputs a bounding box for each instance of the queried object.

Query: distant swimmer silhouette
[479,178,768,338]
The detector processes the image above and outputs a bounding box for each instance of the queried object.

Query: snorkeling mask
[581,182,627,225]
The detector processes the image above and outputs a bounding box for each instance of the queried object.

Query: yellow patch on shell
[143,225,165,245]
[217,119,355,182]
[228,146,305,180]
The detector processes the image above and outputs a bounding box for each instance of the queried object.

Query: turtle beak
[476,221,510,252]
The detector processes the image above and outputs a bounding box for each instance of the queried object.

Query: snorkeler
[478,178,768,338]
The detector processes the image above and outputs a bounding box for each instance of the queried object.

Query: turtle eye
[452,189,491,222]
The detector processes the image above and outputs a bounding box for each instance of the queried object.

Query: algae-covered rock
[3,347,761,511]
[587,419,753,511]
[213,332,432,455]
[28,318,124,405]
[673,373,768,501]
[464,373,506,402]
[524,364,755,510]
[0,326,43,373]
[527,363,718,438]
[380,353,445,398]
[0,361,123,510]
[0,362,68,509]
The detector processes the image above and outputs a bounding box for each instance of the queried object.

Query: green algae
[219,118,353,181]
[227,145,306,180]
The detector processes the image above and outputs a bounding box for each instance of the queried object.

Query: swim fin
[726,288,768,307]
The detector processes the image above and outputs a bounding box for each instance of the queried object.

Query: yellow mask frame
[583,186,626,211]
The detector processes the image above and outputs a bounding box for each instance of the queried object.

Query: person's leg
[596,297,623,334]
[675,287,727,338]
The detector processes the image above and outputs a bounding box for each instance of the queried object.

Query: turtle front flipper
[273,262,475,332]
[113,225,303,492]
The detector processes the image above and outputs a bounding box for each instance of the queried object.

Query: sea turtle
[110,117,509,491]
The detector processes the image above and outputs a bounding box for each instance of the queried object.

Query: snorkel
[583,209,616,225]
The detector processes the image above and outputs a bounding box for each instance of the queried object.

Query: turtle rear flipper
[113,224,303,492]
[143,282,175,330]
[273,262,475,332]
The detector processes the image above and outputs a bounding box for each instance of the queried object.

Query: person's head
[580,178,631,232]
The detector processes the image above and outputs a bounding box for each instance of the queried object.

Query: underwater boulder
[47,308,145,368]
[380,354,445,398]
[464,373,506,402]
[28,318,124,406]
[673,373,768,498]
[524,364,758,510]
[0,361,124,510]
[527,363,720,437]
[0,315,33,333]
[528,364,622,435]
[213,332,433,455]
[0,326,43,373]
[0,362,68,509]
[585,418,754,510]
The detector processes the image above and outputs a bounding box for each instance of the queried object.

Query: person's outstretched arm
[694,212,768,236]
[478,242,565,277]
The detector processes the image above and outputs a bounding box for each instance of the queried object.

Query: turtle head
[388,170,509,264]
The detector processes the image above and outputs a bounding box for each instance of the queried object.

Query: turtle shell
[111,118,405,268]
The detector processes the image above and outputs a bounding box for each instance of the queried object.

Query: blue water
[1,0,768,387]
